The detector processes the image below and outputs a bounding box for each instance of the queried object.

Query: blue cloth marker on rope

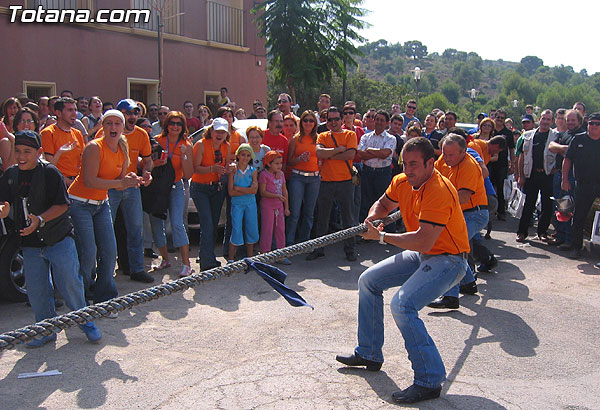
[243,258,314,309]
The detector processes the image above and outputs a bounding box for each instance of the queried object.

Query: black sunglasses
[327,117,341,122]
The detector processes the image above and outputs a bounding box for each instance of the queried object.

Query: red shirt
[263,129,289,164]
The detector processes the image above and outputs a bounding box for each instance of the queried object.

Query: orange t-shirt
[40,124,85,177]
[96,125,152,174]
[191,138,230,184]
[316,129,357,182]
[385,171,470,255]
[68,137,126,201]
[435,153,488,210]
[468,139,490,165]
[291,135,319,173]
[155,135,192,182]
[229,130,243,153]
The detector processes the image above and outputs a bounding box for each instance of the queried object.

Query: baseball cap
[102,109,125,124]
[116,99,140,112]
[212,117,229,132]
[522,114,534,122]
[14,130,41,149]
[477,112,488,120]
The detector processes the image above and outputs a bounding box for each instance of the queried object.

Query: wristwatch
[379,231,386,245]
[37,215,45,228]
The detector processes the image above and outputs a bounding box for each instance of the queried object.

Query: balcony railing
[132,0,182,35]
[28,0,93,10]
[207,1,244,47]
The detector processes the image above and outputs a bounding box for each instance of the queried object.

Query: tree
[403,40,428,60]
[441,79,460,104]
[519,55,544,75]
[252,0,368,101]
[442,48,457,60]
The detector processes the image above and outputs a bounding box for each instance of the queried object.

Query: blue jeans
[444,209,489,297]
[150,180,189,249]
[22,236,88,322]
[231,200,259,246]
[553,170,575,243]
[191,181,226,268]
[108,187,144,273]
[355,251,466,388]
[286,173,320,245]
[69,199,118,303]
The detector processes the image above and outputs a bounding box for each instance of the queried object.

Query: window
[207,0,243,46]
[23,81,56,102]
[127,78,159,107]
[132,0,181,35]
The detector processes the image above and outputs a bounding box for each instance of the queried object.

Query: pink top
[259,169,284,207]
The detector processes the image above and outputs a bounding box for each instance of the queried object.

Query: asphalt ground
[1,216,599,409]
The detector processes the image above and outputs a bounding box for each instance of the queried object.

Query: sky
[360,0,598,74]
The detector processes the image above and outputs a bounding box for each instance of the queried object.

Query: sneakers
[179,265,194,277]
[79,322,102,343]
[459,281,478,295]
[392,384,442,404]
[154,259,171,270]
[25,333,57,348]
[428,296,459,309]
[477,255,498,273]
[516,233,527,243]
[130,271,154,283]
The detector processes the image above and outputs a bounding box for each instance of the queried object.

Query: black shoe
[306,250,325,261]
[345,251,357,262]
[537,233,550,242]
[547,238,565,246]
[477,256,498,273]
[428,296,459,309]
[484,233,491,240]
[144,248,159,258]
[130,271,155,283]
[567,248,582,260]
[459,281,478,295]
[516,233,527,243]
[392,384,442,404]
[497,213,506,221]
[335,353,382,371]
[558,243,573,251]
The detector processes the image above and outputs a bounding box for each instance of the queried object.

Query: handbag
[141,141,176,219]
[329,132,360,186]
[507,188,525,219]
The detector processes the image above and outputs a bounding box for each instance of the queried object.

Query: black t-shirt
[532,130,549,170]
[0,164,69,247]
[492,126,515,168]
[565,134,600,183]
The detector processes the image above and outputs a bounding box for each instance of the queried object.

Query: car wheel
[0,236,27,302]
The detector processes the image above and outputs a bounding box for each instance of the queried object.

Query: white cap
[212,117,229,132]
[102,109,125,124]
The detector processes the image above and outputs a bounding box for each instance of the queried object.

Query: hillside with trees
[266,39,600,123]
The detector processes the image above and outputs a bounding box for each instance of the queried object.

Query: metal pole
[157,11,163,106]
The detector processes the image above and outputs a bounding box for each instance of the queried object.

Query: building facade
[0,0,267,114]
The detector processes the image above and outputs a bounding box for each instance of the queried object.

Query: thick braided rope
[0,211,401,351]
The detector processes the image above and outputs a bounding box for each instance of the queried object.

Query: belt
[69,194,107,205]
[292,169,320,177]
[426,252,468,259]
[463,205,487,213]
[363,165,391,172]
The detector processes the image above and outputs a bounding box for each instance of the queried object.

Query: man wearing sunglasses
[561,112,600,260]
[151,105,170,137]
[277,93,299,123]
[307,106,358,262]
[400,99,420,131]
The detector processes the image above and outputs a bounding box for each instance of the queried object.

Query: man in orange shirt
[105,99,154,283]
[40,97,85,187]
[429,134,488,309]
[336,137,469,404]
[307,106,358,261]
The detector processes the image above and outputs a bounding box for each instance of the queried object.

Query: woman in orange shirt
[190,118,232,271]
[68,110,142,305]
[286,110,321,245]
[151,111,194,277]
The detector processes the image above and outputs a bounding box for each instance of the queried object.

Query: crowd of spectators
[1,87,599,347]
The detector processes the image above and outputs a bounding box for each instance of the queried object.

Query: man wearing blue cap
[0,130,102,347]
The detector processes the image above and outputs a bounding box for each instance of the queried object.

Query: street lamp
[534,105,540,114]
[412,67,422,106]
[469,88,478,122]
[512,99,519,108]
